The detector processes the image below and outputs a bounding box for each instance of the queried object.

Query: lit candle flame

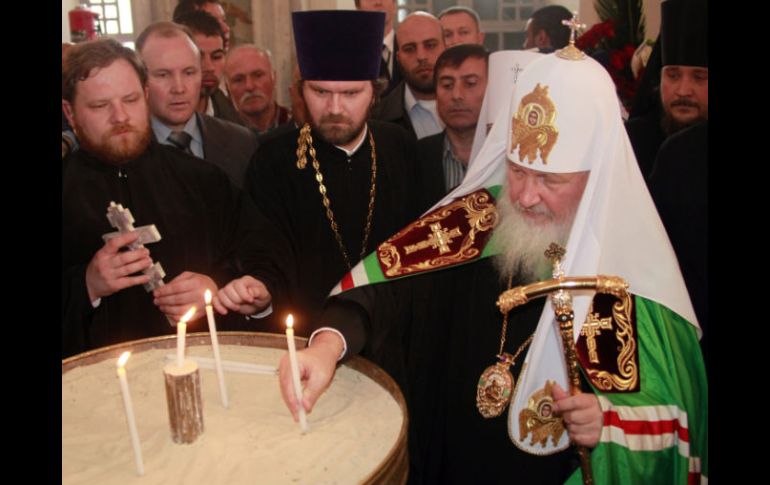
[204,289,212,305]
[117,351,131,368]
[286,314,294,329]
[181,306,197,323]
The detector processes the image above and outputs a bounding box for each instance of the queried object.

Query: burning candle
[116,351,144,476]
[176,307,197,368]
[285,314,309,433]
[205,289,229,408]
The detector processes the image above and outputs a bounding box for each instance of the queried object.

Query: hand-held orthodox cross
[102,201,166,293]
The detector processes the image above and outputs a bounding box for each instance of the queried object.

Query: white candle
[116,351,144,476]
[176,307,196,368]
[205,289,229,408]
[285,314,309,433]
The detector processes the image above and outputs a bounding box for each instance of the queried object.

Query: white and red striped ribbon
[597,396,706,484]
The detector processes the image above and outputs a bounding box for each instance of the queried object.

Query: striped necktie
[167,130,193,155]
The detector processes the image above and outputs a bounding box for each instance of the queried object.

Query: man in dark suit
[175,10,245,127]
[136,22,258,189]
[371,11,446,139]
[355,0,401,97]
[417,44,489,204]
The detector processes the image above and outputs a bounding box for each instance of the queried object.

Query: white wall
[643,0,662,40]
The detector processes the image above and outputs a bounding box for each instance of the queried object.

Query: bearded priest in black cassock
[61,40,283,358]
[214,10,441,334]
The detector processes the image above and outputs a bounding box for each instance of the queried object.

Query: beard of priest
[74,113,152,166]
[492,167,586,284]
[63,54,152,166]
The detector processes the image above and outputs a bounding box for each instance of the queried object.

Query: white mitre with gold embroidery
[505,50,697,455]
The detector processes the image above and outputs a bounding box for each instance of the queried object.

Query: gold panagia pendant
[476,353,515,418]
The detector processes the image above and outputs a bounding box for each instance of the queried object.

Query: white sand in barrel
[62,344,403,485]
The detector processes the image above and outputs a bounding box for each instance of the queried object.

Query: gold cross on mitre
[557,12,587,60]
[544,243,566,279]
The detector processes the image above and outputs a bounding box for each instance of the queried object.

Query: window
[85,0,135,49]
[395,0,578,52]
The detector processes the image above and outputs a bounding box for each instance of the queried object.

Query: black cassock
[62,141,282,358]
[625,106,667,180]
[649,121,708,371]
[318,258,580,485]
[244,120,432,335]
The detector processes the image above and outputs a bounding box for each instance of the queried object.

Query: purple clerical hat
[292,10,385,80]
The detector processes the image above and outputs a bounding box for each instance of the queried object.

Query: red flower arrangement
[576,20,616,51]
[574,1,646,113]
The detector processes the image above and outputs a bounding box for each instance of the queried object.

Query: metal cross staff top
[557,12,587,61]
[103,201,167,292]
[563,12,586,46]
[544,242,566,278]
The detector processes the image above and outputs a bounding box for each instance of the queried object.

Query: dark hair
[62,38,147,103]
[135,21,195,55]
[172,0,222,22]
[175,10,225,44]
[437,6,481,29]
[530,5,572,49]
[433,43,489,87]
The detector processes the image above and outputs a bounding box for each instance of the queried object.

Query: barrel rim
[62,331,409,485]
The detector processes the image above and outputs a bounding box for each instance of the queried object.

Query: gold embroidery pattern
[596,275,629,299]
[518,380,566,447]
[496,287,529,315]
[404,222,462,255]
[585,291,638,392]
[510,84,559,165]
[378,191,497,277]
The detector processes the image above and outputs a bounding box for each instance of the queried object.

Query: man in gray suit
[136,22,257,189]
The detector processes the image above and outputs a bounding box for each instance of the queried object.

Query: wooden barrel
[62,332,408,485]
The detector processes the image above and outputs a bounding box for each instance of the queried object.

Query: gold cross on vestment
[404,222,462,255]
[581,311,613,363]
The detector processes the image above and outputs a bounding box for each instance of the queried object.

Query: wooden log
[163,360,204,444]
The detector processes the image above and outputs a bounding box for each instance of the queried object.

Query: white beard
[491,187,575,284]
